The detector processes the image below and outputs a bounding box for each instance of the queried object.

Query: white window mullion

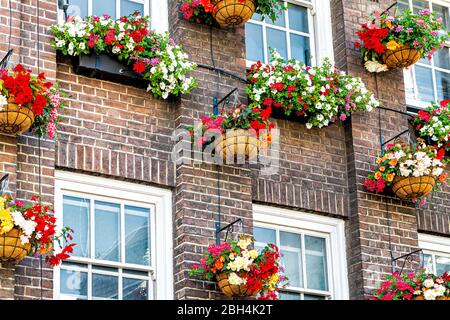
[118,268,123,300]
[301,233,307,290]
[120,203,126,264]
[88,0,93,16]
[90,198,95,260]
[88,264,93,300]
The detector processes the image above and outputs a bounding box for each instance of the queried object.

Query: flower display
[364,139,447,201]
[372,268,450,300]
[180,0,285,26]
[189,236,288,300]
[0,64,65,138]
[50,12,197,99]
[246,49,379,129]
[0,194,75,266]
[189,104,275,148]
[410,100,450,156]
[356,9,448,72]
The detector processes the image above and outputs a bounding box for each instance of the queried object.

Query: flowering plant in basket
[372,268,450,300]
[189,236,288,300]
[0,194,75,266]
[363,139,447,202]
[50,12,197,99]
[246,49,380,129]
[355,9,448,73]
[410,100,450,157]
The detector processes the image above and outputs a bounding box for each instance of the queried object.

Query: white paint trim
[419,233,450,254]
[252,204,349,300]
[53,171,173,300]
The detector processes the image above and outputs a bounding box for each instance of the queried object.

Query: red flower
[133,60,146,73]
[418,110,431,122]
[32,94,47,115]
[263,98,273,108]
[260,107,272,121]
[440,100,450,107]
[356,25,389,54]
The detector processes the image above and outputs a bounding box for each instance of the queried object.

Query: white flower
[423,289,437,300]
[0,95,7,110]
[306,123,313,129]
[228,273,247,286]
[68,42,74,55]
[79,42,86,50]
[364,60,389,73]
[423,278,434,288]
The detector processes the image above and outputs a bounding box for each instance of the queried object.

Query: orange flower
[214,259,224,270]
[388,159,398,166]
[379,166,385,172]
[220,256,225,262]
[374,172,382,180]
[386,173,395,182]
[376,157,383,164]
[439,173,448,182]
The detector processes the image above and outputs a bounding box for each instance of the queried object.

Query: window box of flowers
[246,49,380,129]
[355,9,448,73]
[189,104,274,163]
[410,100,450,158]
[364,139,447,202]
[0,64,64,138]
[189,236,287,299]
[179,0,285,28]
[50,12,197,100]
[0,194,75,266]
[372,268,450,300]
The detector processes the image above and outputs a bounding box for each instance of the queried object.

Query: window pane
[125,206,151,266]
[92,0,116,19]
[412,0,428,14]
[279,292,300,300]
[433,4,450,31]
[280,231,302,288]
[434,48,450,70]
[267,28,287,61]
[288,5,308,33]
[63,196,90,258]
[415,66,434,102]
[251,12,263,22]
[305,235,328,291]
[421,253,434,273]
[95,201,120,262]
[92,274,119,300]
[290,34,310,65]
[68,0,88,17]
[123,278,148,300]
[121,0,144,17]
[60,268,88,299]
[245,23,264,62]
[267,9,285,27]
[397,0,410,13]
[304,294,326,300]
[436,70,450,100]
[254,227,276,244]
[436,256,450,274]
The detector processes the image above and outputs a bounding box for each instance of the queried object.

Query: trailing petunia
[50,12,197,99]
[246,49,380,129]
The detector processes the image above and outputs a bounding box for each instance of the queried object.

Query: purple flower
[406,28,413,33]
[395,25,404,32]
[419,9,431,16]
[431,30,439,36]
[151,58,160,65]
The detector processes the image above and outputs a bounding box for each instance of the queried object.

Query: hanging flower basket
[0,99,35,135]
[392,175,436,200]
[0,228,32,263]
[216,272,259,297]
[211,0,256,28]
[216,129,259,162]
[381,44,421,70]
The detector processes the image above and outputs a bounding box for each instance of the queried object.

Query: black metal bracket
[392,249,423,274]
[0,174,9,194]
[215,218,242,245]
[0,49,13,70]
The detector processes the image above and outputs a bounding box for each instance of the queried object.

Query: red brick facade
[0,0,449,300]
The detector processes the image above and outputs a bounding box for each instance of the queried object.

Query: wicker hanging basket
[216,272,258,297]
[215,129,259,162]
[392,175,436,201]
[211,0,256,28]
[0,98,35,135]
[414,295,450,300]
[0,228,32,264]
[381,44,421,70]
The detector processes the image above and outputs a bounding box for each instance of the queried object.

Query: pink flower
[339,114,347,121]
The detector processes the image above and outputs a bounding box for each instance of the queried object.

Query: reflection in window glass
[123,278,148,300]
[433,4,450,31]
[121,0,144,17]
[60,268,88,299]
[290,34,310,65]
[434,48,450,70]
[412,0,428,13]
[92,274,119,300]
[280,231,302,288]
[245,23,264,62]
[254,227,276,245]
[279,292,300,300]
[304,294,326,300]
[415,66,435,102]
[125,206,151,266]
[288,5,308,33]
[267,9,285,27]
[436,70,450,100]
[305,236,328,291]
[267,28,287,60]
[68,0,88,17]
[421,253,434,273]
[95,201,120,262]
[92,0,116,19]
[436,256,450,274]
[63,196,90,258]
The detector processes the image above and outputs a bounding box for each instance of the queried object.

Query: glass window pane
[63,196,90,258]
[267,9,285,27]
[397,0,410,13]
[92,274,119,300]
[123,278,148,300]
[92,0,116,19]
[254,227,276,244]
[251,12,263,22]
[433,4,450,32]
[60,268,88,299]
[421,253,434,273]
[68,0,88,17]
[95,201,120,262]
[434,48,450,70]
[245,23,264,62]
[267,28,287,61]
[436,70,450,100]
[304,294,326,300]
[290,34,310,65]
[436,256,450,274]
[305,235,328,291]
[288,5,308,33]
[279,292,300,300]
[280,231,302,288]
[125,206,151,266]
[415,66,434,102]
[121,0,144,17]
[412,0,428,14]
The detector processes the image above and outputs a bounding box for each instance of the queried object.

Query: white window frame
[53,171,173,300]
[245,0,334,67]
[401,0,450,109]
[418,233,450,273]
[253,204,349,300]
[57,0,169,33]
